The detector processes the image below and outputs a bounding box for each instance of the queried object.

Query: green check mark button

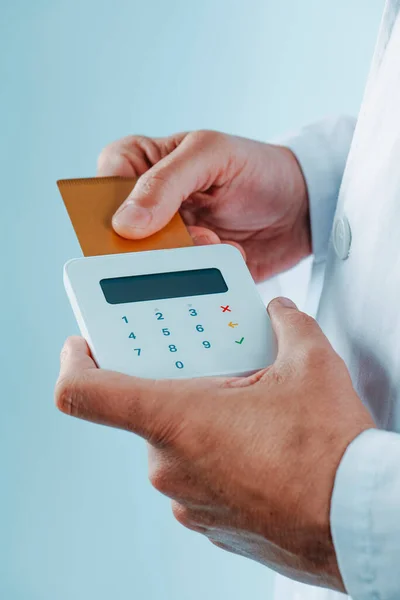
[235,337,244,345]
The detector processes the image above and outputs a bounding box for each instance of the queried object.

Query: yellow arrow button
[228,322,239,328]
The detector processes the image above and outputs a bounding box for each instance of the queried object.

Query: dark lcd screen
[100,268,228,304]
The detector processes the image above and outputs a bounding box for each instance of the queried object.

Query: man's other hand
[98,131,310,282]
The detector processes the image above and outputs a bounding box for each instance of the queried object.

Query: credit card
[57,176,193,257]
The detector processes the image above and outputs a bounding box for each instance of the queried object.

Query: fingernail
[192,235,212,246]
[276,297,297,309]
[113,201,152,230]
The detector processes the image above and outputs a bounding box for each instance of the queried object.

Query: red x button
[221,305,231,313]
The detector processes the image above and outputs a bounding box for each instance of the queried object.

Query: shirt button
[333,216,352,260]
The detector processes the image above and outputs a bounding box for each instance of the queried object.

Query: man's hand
[55,298,375,591]
[97,131,310,281]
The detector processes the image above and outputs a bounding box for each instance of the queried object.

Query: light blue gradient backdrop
[0,1,383,599]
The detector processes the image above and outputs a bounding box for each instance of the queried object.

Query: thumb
[112,131,228,239]
[267,297,331,361]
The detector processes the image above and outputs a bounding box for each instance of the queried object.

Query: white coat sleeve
[281,116,356,263]
[330,428,400,600]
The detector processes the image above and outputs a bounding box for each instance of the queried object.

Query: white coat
[274,2,400,598]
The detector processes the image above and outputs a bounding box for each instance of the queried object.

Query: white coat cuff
[280,117,356,263]
[331,428,400,599]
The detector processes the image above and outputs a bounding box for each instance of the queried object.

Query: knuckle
[283,310,314,330]
[149,464,172,496]
[97,143,115,168]
[189,129,225,148]
[97,135,147,168]
[171,502,194,529]
[136,169,170,201]
[128,134,150,146]
[54,375,79,416]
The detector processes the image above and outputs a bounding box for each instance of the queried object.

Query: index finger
[55,336,160,438]
[54,336,211,445]
[96,133,187,178]
[58,335,98,374]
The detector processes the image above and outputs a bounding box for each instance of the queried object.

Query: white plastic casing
[63,244,276,379]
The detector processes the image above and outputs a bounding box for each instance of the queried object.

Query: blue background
[0,1,384,598]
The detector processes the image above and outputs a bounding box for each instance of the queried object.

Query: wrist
[275,144,312,260]
[308,425,376,592]
[276,144,309,200]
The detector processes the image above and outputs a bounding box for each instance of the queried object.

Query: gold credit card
[57,176,193,257]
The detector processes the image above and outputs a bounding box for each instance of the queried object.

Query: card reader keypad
[116,299,248,377]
